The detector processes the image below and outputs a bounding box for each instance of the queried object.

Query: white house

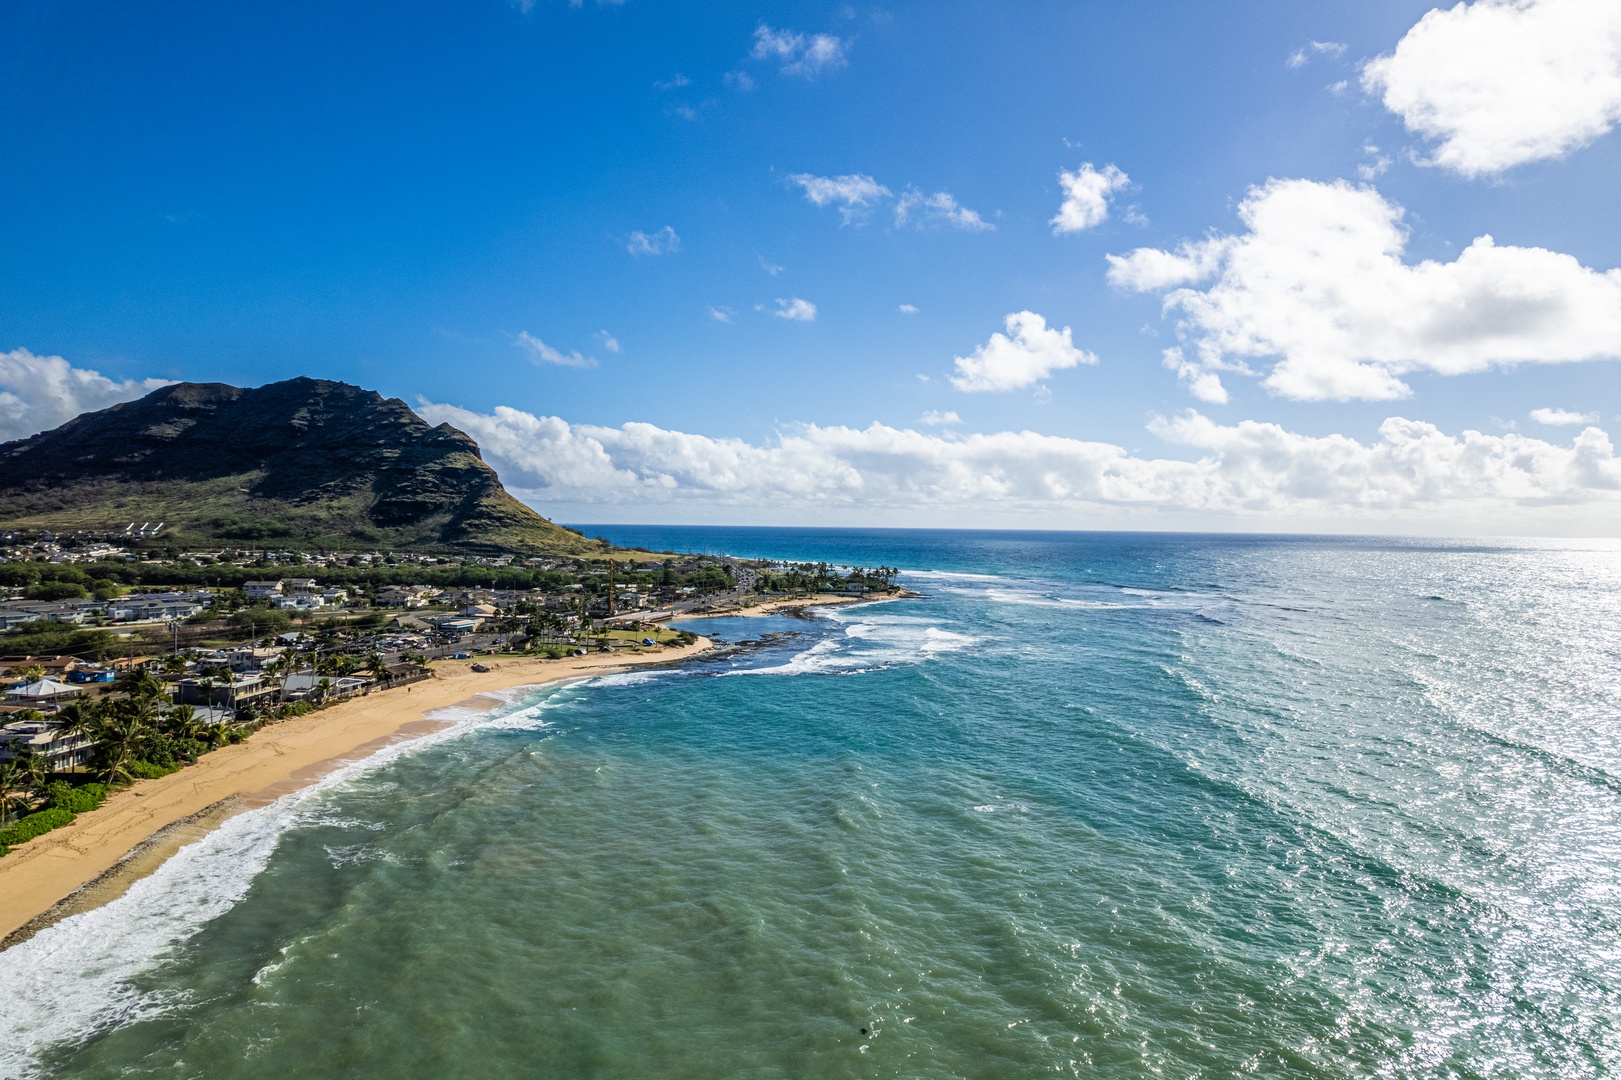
[243,581,284,600]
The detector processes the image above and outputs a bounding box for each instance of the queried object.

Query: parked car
[450,652,471,660]
[469,663,490,673]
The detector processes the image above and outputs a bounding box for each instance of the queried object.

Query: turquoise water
[4,530,1621,1078]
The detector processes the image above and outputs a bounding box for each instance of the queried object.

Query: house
[460,603,498,618]
[272,593,325,611]
[173,674,280,711]
[0,655,82,680]
[0,717,94,769]
[283,578,318,594]
[107,597,204,622]
[243,581,284,600]
[321,588,348,606]
[279,673,371,703]
[375,586,428,608]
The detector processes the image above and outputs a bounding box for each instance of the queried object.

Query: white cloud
[1363,0,1621,176]
[751,24,849,78]
[416,400,1621,531]
[1110,178,1621,402]
[0,349,174,443]
[898,304,920,315]
[894,187,993,231]
[758,255,784,275]
[596,331,621,353]
[654,74,690,91]
[1050,163,1130,234]
[1162,347,1230,404]
[516,331,596,368]
[773,297,817,322]
[1288,40,1348,67]
[788,173,892,224]
[1531,406,1602,425]
[725,70,757,92]
[949,311,1097,393]
[708,306,735,324]
[626,225,680,256]
[919,410,961,426]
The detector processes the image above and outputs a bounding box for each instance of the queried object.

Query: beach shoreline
[0,637,712,948]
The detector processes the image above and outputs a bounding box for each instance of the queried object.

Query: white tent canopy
[6,677,79,700]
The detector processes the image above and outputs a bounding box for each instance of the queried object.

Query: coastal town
[0,528,902,861]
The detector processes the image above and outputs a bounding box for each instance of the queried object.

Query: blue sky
[3,0,1620,533]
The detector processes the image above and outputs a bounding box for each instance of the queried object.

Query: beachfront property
[0,714,94,770]
[172,674,280,711]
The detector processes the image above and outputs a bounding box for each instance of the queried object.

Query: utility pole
[607,559,616,617]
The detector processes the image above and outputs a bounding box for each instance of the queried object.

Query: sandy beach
[0,637,711,947]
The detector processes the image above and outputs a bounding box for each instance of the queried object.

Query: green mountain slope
[0,378,601,556]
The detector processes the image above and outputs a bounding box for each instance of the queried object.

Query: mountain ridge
[0,377,599,556]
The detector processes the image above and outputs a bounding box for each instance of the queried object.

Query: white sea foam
[0,683,578,1078]
[733,613,976,678]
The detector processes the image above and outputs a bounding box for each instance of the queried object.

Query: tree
[17,663,46,683]
[115,669,166,703]
[0,759,25,824]
[93,710,146,786]
[18,748,51,804]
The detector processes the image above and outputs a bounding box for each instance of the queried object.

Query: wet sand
[0,638,711,947]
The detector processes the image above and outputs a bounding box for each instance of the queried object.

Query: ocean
[3,528,1619,1078]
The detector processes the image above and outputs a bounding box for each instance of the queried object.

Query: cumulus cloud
[788,173,891,224]
[1363,0,1621,176]
[772,297,817,322]
[949,311,1097,393]
[417,400,1621,529]
[751,24,848,78]
[1050,163,1130,234]
[1531,406,1602,425]
[1109,177,1621,402]
[0,349,174,443]
[626,225,680,256]
[516,332,596,368]
[708,306,735,324]
[919,410,961,426]
[898,304,920,315]
[894,188,994,231]
[1161,347,1231,405]
[596,331,621,353]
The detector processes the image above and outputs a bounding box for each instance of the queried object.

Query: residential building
[243,581,284,600]
[0,717,94,770]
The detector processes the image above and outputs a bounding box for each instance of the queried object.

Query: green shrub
[45,781,107,814]
[0,806,76,848]
[126,760,181,780]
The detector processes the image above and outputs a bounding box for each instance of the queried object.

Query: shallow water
[3,530,1620,1078]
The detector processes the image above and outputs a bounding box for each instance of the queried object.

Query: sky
[2,0,1620,534]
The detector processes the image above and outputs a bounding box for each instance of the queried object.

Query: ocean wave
[730,616,976,678]
[0,683,577,1077]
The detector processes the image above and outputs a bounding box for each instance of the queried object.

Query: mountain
[0,378,601,556]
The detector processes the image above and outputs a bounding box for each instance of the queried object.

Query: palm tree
[93,711,146,786]
[115,669,165,703]
[55,700,100,772]
[162,654,187,675]
[164,704,202,742]
[16,663,46,684]
[0,759,25,824]
[18,748,51,806]
[204,721,234,749]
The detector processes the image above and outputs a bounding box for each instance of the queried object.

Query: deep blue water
[4,528,1620,1078]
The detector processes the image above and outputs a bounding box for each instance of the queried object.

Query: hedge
[0,806,76,849]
